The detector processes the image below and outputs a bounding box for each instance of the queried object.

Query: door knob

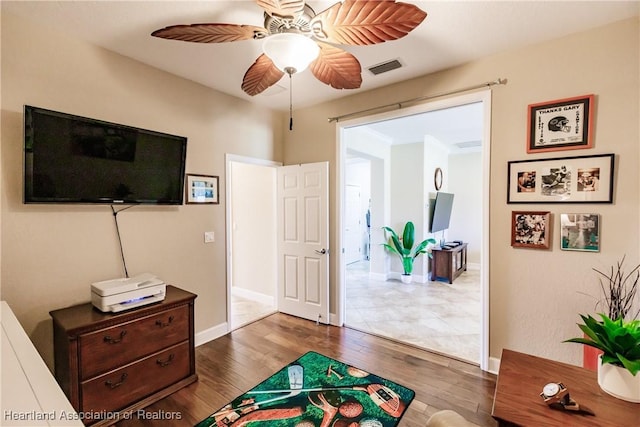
[315,248,327,255]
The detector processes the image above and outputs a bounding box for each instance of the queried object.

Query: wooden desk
[430,243,467,283]
[492,349,639,427]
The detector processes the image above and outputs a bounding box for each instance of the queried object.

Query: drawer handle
[103,330,126,344]
[156,354,175,367]
[155,315,174,328]
[105,373,128,389]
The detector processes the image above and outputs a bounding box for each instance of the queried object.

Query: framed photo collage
[509,94,612,253]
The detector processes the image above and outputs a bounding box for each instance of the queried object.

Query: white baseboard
[194,315,501,375]
[369,272,387,281]
[377,271,431,283]
[195,322,228,347]
[231,286,275,306]
[329,312,341,326]
[488,356,501,375]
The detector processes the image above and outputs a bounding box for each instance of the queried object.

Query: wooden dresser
[50,285,197,426]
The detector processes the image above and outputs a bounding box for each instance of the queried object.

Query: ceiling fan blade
[310,0,427,45]
[242,54,285,96]
[310,43,362,90]
[151,23,268,43]
[256,0,305,18]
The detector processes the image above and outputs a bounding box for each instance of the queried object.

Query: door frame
[225,154,282,332]
[335,90,492,371]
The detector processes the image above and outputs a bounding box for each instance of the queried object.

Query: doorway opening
[336,91,491,370]
[225,155,280,331]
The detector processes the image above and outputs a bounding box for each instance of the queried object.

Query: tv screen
[24,105,187,205]
[430,192,455,233]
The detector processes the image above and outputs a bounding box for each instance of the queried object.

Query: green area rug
[196,351,414,427]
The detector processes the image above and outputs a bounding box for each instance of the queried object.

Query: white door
[344,185,362,264]
[277,162,329,324]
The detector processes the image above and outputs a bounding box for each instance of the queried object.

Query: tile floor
[345,260,481,364]
[230,261,481,364]
[230,294,277,330]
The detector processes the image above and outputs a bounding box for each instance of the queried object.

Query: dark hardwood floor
[116,313,497,427]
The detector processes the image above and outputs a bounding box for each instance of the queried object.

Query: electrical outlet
[204,231,215,243]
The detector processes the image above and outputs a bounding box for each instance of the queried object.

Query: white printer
[91,273,166,313]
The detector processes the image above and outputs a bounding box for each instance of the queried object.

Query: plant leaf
[413,239,436,258]
[618,354,640,376]
[382,226,398,240]
[402,221,415,252]
[566,313,640,375]
[402,257,413,275]
[382,243,400,257]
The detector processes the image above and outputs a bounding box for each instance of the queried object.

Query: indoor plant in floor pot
[565,313,640,403]
[382,221,436,284]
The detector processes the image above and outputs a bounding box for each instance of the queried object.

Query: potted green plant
[565,313,640,402]
[580,257,639,370]
[382,221,436,284]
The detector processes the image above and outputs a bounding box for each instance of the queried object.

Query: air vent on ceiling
[455,140,482,149]
[368,59,403,76]
[262,84,287,96]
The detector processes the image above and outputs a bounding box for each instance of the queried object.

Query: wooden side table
[492,349,639,427]
[430,243,467,283]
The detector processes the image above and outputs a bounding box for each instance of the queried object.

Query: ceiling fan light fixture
[262,33,319,74]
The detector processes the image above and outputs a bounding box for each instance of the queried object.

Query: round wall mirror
[434,167,443,190]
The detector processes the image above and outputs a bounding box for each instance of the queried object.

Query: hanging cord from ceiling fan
[289,71,293,130]
[284,66,297,130]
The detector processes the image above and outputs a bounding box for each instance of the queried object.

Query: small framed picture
[560,213,600,252]
[527,94,594,153]
[186,174,219,204]
[507,153,614,204]
[511,211,551,249]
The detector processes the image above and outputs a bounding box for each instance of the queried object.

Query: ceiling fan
[151,0,427,97]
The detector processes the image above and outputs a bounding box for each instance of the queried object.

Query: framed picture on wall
[511,211,551,249]
[186,174,219,204]
[507,153,614,203]
[560,213,600,252]
[527,94,594,153]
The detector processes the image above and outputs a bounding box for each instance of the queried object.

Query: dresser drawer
[80,341,190,414]
[79,305,189,379]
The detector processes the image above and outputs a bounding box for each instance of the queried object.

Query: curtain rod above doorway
[327,78,507,123]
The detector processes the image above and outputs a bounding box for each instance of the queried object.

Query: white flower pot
[597,355,640,403]
[400,274,412,284]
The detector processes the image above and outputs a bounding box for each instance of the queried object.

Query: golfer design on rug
[196,352,414,427]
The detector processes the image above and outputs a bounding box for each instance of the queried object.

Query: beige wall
[0,12,283,368]
[283,18,640,366]
[448,152,482,264]
[389,142,427,277]
[1,8,638,372]
[230,161,277,298]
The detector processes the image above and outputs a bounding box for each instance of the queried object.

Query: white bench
[1,301,83,426]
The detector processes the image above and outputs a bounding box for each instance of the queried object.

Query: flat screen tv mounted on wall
[429,191,455,233]
[24,105,187,205]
